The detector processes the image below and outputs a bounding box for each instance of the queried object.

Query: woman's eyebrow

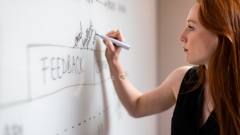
[187,19,197,24]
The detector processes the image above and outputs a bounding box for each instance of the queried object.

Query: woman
[103,0,240,134]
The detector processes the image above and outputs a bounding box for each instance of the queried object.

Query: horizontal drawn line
[80,48,95,51]
[0,78,111,110]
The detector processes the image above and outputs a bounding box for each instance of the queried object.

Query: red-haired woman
[103,0,240,134]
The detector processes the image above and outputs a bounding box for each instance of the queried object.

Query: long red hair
[195,0,240,134]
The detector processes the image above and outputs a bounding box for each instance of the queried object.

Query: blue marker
[96,34,131,50]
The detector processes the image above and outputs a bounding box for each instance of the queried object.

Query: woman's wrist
[108,59,125,76]
[107,57,120,66]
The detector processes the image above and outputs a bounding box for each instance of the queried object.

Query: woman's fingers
[106,29,125,42]
[116,29,125,42]
[107,30,116,35]
[103,30,124,62]
[103,38,115,51]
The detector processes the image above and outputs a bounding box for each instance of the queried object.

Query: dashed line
[56,106,110,135]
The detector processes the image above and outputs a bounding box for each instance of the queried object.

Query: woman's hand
[103,29,125,63]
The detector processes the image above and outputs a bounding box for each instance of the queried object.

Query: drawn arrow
[96,0,107,6]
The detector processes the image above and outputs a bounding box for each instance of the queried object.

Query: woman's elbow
[127,110,143,118]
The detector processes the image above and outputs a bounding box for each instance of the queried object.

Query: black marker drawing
[57,58,62,79]
[107,1,116,10]
[55,106,109,135]
[63,55,84,75]
[118,4,126,13]
[3,124,23,135]
[73,22,82,48]
[86,0,93,3]
[51,58,57,80]
[92,31,97,47]
[82,21,94,50]
[96,0,107,6]
[97,123,104,135]
[96,60,108,73]
[41,55,84,84]
[41,57,49,84]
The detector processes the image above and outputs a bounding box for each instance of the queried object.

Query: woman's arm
[103,30,191,117]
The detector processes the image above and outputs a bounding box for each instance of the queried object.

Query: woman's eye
[188,25,194,30]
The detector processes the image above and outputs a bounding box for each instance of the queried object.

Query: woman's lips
[183,47,189,52]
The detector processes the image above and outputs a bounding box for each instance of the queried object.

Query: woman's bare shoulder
[166,66,193,99]
[172,66,193,76]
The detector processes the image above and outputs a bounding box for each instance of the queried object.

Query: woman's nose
[179,30,187,43]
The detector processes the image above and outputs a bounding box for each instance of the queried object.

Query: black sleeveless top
[171,67,219,135]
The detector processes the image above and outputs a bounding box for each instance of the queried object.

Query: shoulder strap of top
[179,66,199,93]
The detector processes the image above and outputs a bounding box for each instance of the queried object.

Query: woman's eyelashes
[188,25,194,31]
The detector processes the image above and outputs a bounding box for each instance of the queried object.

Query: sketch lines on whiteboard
[0,74,110,110]
[96,0,107,6]
[82,21,94,50]
[83,0,126,13]
[73,22,82,49]
[73,21,96,51]
[96,0,126,12]
[3,124,23,135]
[86,0,94,3]
[0,21,109,110]
[55,106,109,135]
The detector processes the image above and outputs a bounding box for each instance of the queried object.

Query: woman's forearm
[108,60,142,117]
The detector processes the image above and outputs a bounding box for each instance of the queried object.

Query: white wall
[158,0,195,134]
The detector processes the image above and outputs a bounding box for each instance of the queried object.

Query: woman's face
[179,3,218,67]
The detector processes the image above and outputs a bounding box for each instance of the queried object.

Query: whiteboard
[0,0,159,135]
